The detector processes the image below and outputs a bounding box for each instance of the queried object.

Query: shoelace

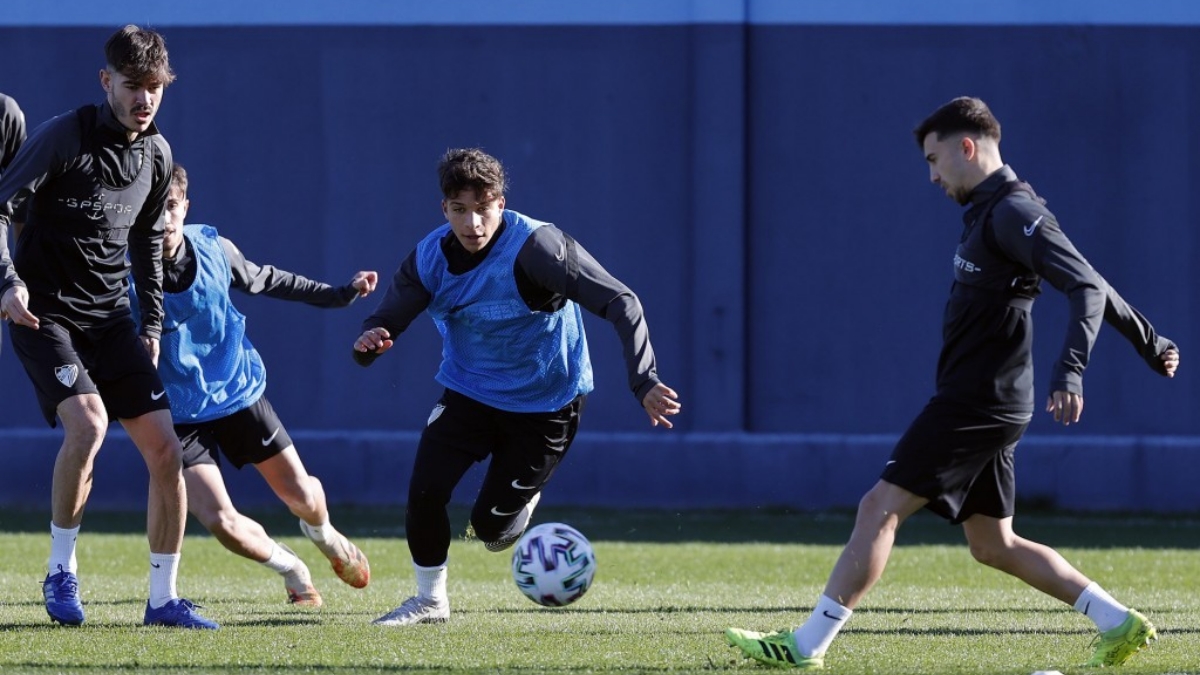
[47,572,79,600]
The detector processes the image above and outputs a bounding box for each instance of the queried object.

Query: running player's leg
[46,393,107,627]
[9,320,106,626]
[726,480,926,669]
[374,391,480,626]
[208,396,368,589]
[53,395,107,543]
[729,401,1000,667]
[963,514,1089,601]
[470,394,584,552]
[825,481,927,608]
[961,500,1155,665]
[99,319,216,629]
[179,430,321,606]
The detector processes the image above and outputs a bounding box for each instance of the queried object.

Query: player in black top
[0,93,23,173]
[0,92,26,358]
[0,26,216,629]
[726,97,1178,669]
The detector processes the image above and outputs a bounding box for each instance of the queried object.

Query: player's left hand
[642,383,681,429]
[350,271,379,297]
[140,335,160,368]
[1045,390,1083,426]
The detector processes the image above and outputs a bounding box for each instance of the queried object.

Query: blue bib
[416,210,593,412]
[158,224,266,422]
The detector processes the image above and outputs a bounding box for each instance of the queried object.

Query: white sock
[148,553,180,609]
[261,542,298,575]
[300,518,337,547]
[794,595,853,657]
[1074,582,1129,633]
[49,523,80,574]
[414,561,448,604]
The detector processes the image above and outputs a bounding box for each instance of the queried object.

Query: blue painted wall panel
[1,21,1196,511]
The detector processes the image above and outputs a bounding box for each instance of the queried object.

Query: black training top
[163,233,359,307]
[356,221,662,403]
[939,165,1175,418]
[0,103,173,337]
[0,93,25,173]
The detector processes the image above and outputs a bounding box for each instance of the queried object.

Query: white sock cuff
[1074,582,1129,633]
[263,542,298,573]
[49,523,81,574]
[300,518,337,545]
[816,594,853,620]
[414,560,448,602]
[794,595,853,658]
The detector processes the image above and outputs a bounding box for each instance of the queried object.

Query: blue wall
[1,3,1197,512]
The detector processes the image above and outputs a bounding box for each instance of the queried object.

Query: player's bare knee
[855,491,899,532]
[60,410,107,451]
[141,438,183,476]
[967,539,1009,569]
[192,507,226,535]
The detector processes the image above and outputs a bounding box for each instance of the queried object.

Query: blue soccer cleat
[143,598,219,629]
[43,564,85,626]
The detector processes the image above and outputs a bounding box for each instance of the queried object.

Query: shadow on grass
[1,505,1197,549]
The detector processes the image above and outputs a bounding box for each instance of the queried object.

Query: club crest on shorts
[427,403,446,426]
[54,364,79,388]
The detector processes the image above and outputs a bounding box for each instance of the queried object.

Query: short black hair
[913,96,1001,148]
[437,148,507,200]
[105,24,175,86]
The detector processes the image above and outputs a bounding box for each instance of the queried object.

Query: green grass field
[0,506,1197,674]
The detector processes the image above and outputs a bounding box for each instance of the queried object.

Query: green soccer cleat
[1085,609,1157,667]
[726,627,824,669]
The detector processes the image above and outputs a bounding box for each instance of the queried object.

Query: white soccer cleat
[372,595,449,626]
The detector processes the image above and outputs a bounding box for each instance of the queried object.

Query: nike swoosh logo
[261,428,280,446]
[490,506,523,517]
[150,390,166,401]
[151,562,161,569]
[511,479,537,490]
[822,610,846,621]
[1023,215,1044,236]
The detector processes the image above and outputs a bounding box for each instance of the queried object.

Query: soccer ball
[511,522,597,607]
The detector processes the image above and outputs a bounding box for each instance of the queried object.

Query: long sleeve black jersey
[356,222,662,403]
[0,94,25,173]
[163,233,360,306]
[0,103,172,337]
[940,165,1175,418]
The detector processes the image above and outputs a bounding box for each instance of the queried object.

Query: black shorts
[881,399,1028,524]
[412,387,584,512]
[175,395,293,470]
[404,388,586,564]
[9,317,169,427]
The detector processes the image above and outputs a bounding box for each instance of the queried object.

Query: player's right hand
[354,326,394,355]
[0,285,39,329]
[1159,347,1180,378]
[1045,390,1083,426]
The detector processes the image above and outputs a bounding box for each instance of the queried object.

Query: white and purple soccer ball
[511,522,597,607]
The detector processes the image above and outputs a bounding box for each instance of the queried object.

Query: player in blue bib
[354,148,681,626]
